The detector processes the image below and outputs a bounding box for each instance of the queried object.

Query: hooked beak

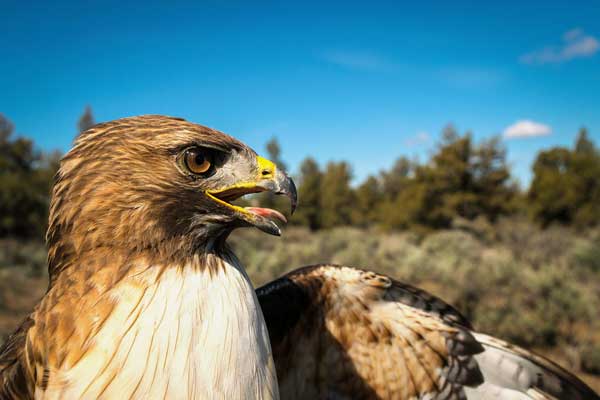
[205,156,298,236]
[255,168,298,215]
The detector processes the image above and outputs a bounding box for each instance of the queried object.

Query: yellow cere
[256,156,276,180]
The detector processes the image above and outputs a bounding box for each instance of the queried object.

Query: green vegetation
[231,223,600,389]
[1,114,599,240]
[0,114,60,238]
[77,105,96,134]
[529,128,600,228]
[289,124,599,232]
[2,225,599,390]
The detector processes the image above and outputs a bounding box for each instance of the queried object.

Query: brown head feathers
[46,115,255,283]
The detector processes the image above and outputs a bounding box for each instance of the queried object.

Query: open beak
[205,157,297,236]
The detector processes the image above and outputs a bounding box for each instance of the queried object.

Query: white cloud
[405,131,430,146]
[503,120,552,138]
[322,51,392,71]
[520,28,599,64]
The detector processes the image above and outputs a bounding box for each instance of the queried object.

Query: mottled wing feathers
[467,333,600,400]
[257,264,599,400]
[380,274,472,329]
[0,317,34,399]
[257,264,485,399]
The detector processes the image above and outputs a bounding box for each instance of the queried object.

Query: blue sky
[1,1,599,186]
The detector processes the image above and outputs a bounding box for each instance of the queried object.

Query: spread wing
[257,264,599,400]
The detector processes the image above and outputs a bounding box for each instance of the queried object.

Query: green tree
[380,157,413,200]
[78,105,96,133]
[320,161,353,228]
[377,156,423,230]
[529,148,577,226]
[379,179,428,231]
[294,157,322,230]
[418,129,476,227]
[265,137,287,171]
[0,113,14,143]
[380,127,515,230]
[471,136,516,221]
[575,127,594,155]
[352,175,383,227]
[571,128,600,227]
[0,114,60,238]
[529,128,600,228]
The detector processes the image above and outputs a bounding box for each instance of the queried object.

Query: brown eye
[184,148,212,174]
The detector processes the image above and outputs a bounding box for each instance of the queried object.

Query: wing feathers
[258,264,599,400]
[258,264,485,399]
[0,316,34,399]
[470,333,600,400]
[446,330,485,356]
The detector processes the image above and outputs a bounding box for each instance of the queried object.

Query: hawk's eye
[184,148,212,174]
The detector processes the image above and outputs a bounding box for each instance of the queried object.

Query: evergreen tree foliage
[265,137,287,171]
[352,176,382,227]
[380,128,515,230]
[380,157,413,200]
[294,157,322,230]
[78,105,96,134]
[320,161,354,228]
[575,127,594,155]
[471,136,516,221]
[530,128,600,228]
[0,114,60,238]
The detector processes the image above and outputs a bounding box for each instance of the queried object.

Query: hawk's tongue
[245,207,287,224]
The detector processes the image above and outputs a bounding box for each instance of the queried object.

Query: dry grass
[1,220,599,391]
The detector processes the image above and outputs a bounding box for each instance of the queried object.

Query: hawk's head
[47,115,296,275]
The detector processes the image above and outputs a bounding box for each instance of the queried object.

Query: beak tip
[271,223,282,236]
[288,177,298,215]
[275,170,298,216]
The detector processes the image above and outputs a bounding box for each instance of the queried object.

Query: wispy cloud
[520,28,599,64]
[321,50,393,71]
[404,131,430,146]
[503,120,552,138]
[437,67,506,88]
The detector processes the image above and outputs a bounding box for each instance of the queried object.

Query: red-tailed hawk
[0,115,597,399]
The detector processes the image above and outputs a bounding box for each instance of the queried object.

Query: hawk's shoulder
[0,315,34,399]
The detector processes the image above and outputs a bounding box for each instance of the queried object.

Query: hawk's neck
[28,249,279,400]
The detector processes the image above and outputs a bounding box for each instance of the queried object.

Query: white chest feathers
[36,260,279,400]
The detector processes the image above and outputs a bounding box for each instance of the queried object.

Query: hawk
[0,115,597,399]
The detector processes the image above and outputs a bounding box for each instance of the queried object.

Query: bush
[232,223,600,364]
[572,234,600,273]
[583,345,600,374]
